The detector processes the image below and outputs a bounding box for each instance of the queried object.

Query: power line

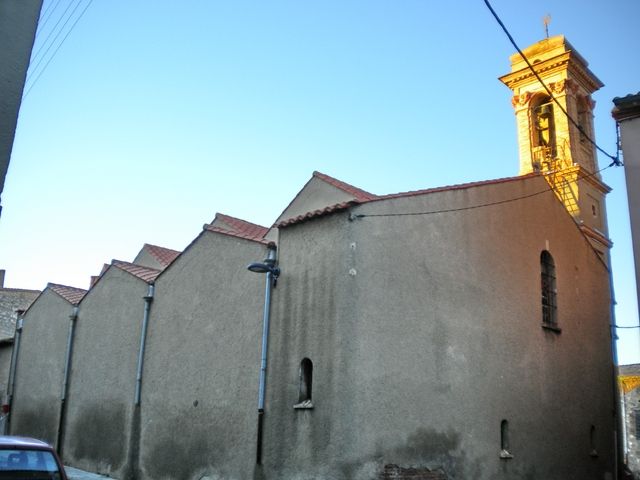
[35,0,64,40]
[354,164,614,219]
[29,0,83,79]
[23,0,94,99]
[614,325,640,329]
[482,0,621,166]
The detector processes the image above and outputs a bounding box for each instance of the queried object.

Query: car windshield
[0,448,63,479]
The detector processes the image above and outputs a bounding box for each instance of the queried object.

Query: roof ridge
[312,171,378,201]
[373,172,540,202]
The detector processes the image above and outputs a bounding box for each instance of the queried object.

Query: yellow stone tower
[499,35,611,256]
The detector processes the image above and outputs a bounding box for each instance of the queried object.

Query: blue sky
[1,0,639,362]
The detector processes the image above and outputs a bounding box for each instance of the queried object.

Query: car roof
[0,436,53,449]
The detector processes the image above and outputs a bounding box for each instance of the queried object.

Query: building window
[294,358,314,409]
[500,420,513,459]
[590,425,598,457]
[531,95,556,171]
[541,250,559,331]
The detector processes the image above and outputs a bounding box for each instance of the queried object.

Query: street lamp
[247,243,279,464]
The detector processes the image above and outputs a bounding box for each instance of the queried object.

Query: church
[8,36,617,480]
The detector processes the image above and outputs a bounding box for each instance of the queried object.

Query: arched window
[294,358,314,409]
[530,95,556,170]
[541,250,558,329]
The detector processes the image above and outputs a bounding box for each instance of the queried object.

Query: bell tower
[499,35,611,256]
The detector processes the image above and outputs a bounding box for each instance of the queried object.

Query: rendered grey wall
[62,267,147,479]
[263,175,615,480]
[11,289,71,445]
[0,343,12,401]
[139,231,267,480]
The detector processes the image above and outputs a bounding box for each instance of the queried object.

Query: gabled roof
[211,213,269,240]
[48,283,87,305]
[311,171,377,202]
[141,243,181,268]
[112,260,161,284]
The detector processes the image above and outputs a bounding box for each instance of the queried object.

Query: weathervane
[543,14,551,38]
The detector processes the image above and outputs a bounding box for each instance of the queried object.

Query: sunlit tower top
[499,35,611,256]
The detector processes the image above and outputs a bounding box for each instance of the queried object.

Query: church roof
[276,173,539,228]
[48,283,87,305]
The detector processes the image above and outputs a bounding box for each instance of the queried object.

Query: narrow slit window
[500,420,513,459]
[590,425,598,457]
[541,250,558,330]
[294,358,314,409]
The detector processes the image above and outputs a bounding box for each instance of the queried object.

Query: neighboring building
[0,0,42,216]
[11,36,618,480]
[138,214,269,480]
[612,93,640,330]
[619,365,640,476]
[10,283,85,446]
[0,270,39,405]
[61,260,161,479]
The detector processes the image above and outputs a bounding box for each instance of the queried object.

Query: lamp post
[247,243,280,464]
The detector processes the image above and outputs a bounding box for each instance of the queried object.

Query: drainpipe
[134,284,154,405]
[249,245,279,464]
[57,306,78,455]
[5,310,25,435]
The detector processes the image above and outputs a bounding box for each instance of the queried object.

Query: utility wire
[35,0,64,40]
[354,163,614,219]
[28,0,83,79]
[614,325,640,329]
[23,0,94,99]
[482,0,621,166]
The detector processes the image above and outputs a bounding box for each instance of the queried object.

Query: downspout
[57,306,78,455]
[256,245,278,464]
[127,283,154,480]
[135,283,154,405]
[5,310,25,435]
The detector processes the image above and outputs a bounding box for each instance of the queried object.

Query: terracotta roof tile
[312,171,378,201]
[142,243,181,268]
[203,224,271,244]
[212,213,269,239]
[112,260,161,284]
[276,201,359,228]
[48,283,87,305]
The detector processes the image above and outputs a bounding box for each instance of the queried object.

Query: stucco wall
[262,175,615,480]
[139,231,267,480]
[61,266,148,479]
[0,343,13,403]
[11,289,71,445]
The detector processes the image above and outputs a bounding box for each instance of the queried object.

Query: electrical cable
[614,325,640,329]
[23,0,94,99]
[482,0,621,166]
[28,0,83,81]
[354,163,614,219]
[35,0,64,40]
[30,0,81,68]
